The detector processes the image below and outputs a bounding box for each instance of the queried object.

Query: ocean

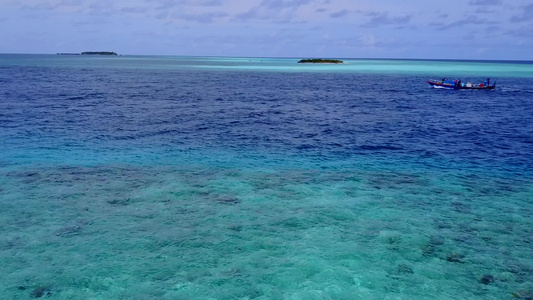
[1,54,532,299]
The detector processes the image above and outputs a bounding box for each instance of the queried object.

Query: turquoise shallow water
[1,55,532,299]
[3,54,533,77]
[1,162,532,299]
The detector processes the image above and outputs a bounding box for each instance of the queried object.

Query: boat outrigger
[427,78,495,90]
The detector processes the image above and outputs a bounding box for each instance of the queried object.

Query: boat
[427,78,495,90]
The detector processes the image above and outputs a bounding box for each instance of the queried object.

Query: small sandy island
[298,59,343,64]
[58,51,119,56]
[81,51,118,55]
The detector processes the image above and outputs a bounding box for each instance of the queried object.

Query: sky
[0,0,532,60]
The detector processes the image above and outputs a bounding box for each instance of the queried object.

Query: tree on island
[298,59,343,64]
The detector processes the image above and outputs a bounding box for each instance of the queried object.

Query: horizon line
[1,52,532,63]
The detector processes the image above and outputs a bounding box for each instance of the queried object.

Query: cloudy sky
[1,0,532,60]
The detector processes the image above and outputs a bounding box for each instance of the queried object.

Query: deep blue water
[2,58,531,171]
[1,55,532,299]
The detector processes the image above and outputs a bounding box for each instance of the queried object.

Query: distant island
[57,51,119,56]
[81,51,118,55]
[298,59,343,64]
